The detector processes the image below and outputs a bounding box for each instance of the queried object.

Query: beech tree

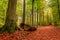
[0,0,18,34]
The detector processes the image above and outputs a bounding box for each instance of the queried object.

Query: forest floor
[0,25,60,40]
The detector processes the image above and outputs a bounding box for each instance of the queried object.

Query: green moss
[0,26,6,34]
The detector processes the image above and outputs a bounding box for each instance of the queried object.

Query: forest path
[0,25,60,40]
[24,26,60,40]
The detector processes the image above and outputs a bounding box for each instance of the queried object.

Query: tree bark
[22,0,25,23]
[56,0,60,17]
[0,0,18,34]
[32,0,34,25]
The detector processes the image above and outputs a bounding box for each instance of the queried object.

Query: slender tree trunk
[22,0,25,23]
[56,0,60,17]
[0,0,18,34]
[37,8,38,26]
[32,0,34,25]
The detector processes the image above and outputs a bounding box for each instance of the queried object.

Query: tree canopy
[0,0,60,27]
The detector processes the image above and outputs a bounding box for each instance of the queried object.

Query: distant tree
[32,0,34,25]
[56,0,60,17]
[22,0,26,24]
[47,0,60,26]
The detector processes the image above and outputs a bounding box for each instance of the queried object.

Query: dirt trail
[0,26,60,40]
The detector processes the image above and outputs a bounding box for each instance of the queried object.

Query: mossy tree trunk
[0,0,18,34]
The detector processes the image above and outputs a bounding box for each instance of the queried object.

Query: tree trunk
[22,0,25,23]
[0,0,18,34]
[32,0,34,25]
[56,0,60,17]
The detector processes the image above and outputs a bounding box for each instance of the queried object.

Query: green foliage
[0,0,8,25]
[0,0,60,27]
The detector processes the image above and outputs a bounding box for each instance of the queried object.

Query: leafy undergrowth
[0,25,60,40]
